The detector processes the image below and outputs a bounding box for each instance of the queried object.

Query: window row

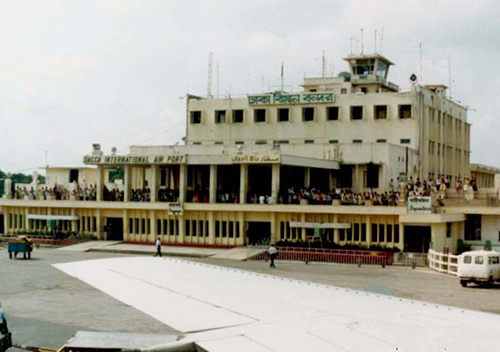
[214,220,241,238]
[200,138,412,146]
[190,105,412,124]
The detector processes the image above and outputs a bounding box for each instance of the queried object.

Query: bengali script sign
[248,92,335,105]
[230,154,281,164]
[408,196,433,214]
[168,202,183,216]
[83,155,186,165]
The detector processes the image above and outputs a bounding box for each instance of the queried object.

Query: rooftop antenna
[350,36,353,55]
[354,36,359,55]
[379,26,385,54]
[448,54,452,98]
[330,63,335,77]
[322,50,326,78]
[360,28,364,54]
[280,62,284,92]
[419,43,423,85]
[261,74,264,93]
[207,52,214,98]
[216,60,219,99]
[374,29,377,53]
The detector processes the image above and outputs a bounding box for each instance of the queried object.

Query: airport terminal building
[2,54,500,254]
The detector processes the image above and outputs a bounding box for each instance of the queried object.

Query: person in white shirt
[0,302,8,335]
[154,238,162,257]
[268,244,278,268]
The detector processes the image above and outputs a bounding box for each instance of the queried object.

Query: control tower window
[353,59,375,76]
[376,60,388,79]
[215,110,226,124]
[232,110,244,123]
[278,108,289,122]
[190,111,202,124]
[254,109,267,123]
[350,106,363,120]
[302,107,315,122]
[399,105,412,119]
[374,105,387,119]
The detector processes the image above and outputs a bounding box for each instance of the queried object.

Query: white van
[458,250,500,287]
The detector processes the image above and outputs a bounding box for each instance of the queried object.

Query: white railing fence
[393,252,428,267]
[428,249,459,276]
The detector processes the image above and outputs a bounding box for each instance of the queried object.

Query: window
[465,215,481,241]
[366,164,379,188]
[255,140,267,145]
[354,224,360,241]
[353,139,363,144]
[341,88,347,94]
[329,139,338,144]
[379,224,385,242]
[446,223,452,238]
[192,220,197,237]
[387,224,393,243]
[169,219,175,235]
[198,220,204,237]
[214,141,223,145]
[400,139,411,144]
[361,224,366,242]
[215,110,226,124]
[229,222,234,238]
[360,87,368,93]
[275,140,289,145]
[69,169,79,183]
[491,256,499,265]
[376,139,387,143]
[475,256,484,265]
[399,105,412,119]
[235,141,244,145]
[372,224,378,242]
[374,105,387,120]
[304,140,314,144]
[215,221,220,237]
[463,255,472,264]
[278,108,289,122]
[190,111,202,124]
[236,221,240,238]
[327,107,339,121]
[351,106,363,120]
[302,107,315,121]
[192,142,202,145]
[254,109,266,122]
[185,220,190,236]
[232,110,244,123]
[222,221,227,237]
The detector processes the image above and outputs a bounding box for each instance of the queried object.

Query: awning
[289,222,351,229]
[27,214,79,221]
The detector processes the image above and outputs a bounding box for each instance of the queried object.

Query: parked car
[458,250,500,287]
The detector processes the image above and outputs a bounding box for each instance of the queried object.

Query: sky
[1,0,500,173]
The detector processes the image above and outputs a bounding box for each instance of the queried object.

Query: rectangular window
[346,228,352,242]
[129,219,133,234]
[198,220,204,237]
[376,139,387,143]
[215,110,226,124]
[351,106,363,120]
[354,223,360,241]
[400,139,411,144]
[339,229,345,241]
[465,215,481,241]
[214,141,223,145]
[280,222,285,239]
[157,219,161,235]
[327,107,339,121]
[304,140,314,144]
[275,140,289,145]
[205,221,209,237]
[222,221,227,237]
[366,164,379,188]
[141,219,145,235]
[229,222,234,238]
[236,221,240,238]
[302,107,315,121]
[353,139,363,144]
[394,225,399,243]
[329,139,339,144]
[190,111,202,124]
[215,221,220,237]
[463,255,472,264]
[169,219,174,235]
[192,220,197,237]
[175,220,179,235]
[232,110,244,123]
[399,105,412,119]
[446,223,452,238]
[379,224,385,242]
[341,88,347,94]
[361,223,366,242]
[387,224,393,243]
[372,223,378,242]
[254,109,266,123]
[475,256,484,265]
[255,140,267,145]
[278,108,289,122]
[374,105,387,119]
[235,141,244,145]
[163,219,168,235]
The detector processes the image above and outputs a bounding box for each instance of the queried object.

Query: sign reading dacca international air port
[84,155,186,165]
[248,92,335,105]
[407,196,433,214]
[229,154,281,164]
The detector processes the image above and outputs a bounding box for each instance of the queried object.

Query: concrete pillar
[4,178,12,199]
[25,208,30,231]
[123,210,129,242]
[124,165,132,202]
[96,209,103,240]
[150,165,158,202]
[238,212,245,246]
[304,168,310,188]
[71,209,77,232]
[209,165,218,203]
[4,209,10,233]
[271,164,280,204]
[239,164,248,204]
[208,212,216,245]
[178,216,185,244]
[301,213,306,241]
[270,212,277,244]
[97,165,104,201]
[398,222,405,251]
[179,164,187,204]
[150,210,156,243]
[366,216,372,247]
[333,214,340,244]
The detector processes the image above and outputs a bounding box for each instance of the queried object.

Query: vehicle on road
[458,250,500,287]
[7,237,33,259]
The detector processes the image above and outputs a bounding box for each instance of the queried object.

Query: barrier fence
[393,252,428,267]
[428,249,459,276]
[247,246,393,266]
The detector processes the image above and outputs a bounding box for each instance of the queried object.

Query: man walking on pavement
[0,303,8,335]
[268,244,277,268]
[154,237,162,257]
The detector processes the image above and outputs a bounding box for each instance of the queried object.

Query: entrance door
[0,214,4,234]
[246,222,271,245]
[404,225,431,253]
[105,218,124,241]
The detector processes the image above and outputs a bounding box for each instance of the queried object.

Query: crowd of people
[103,186,124,202]
[130,188,151,202]
[14,185,97,201]
[278,187,399,206]
[158,188,179,202]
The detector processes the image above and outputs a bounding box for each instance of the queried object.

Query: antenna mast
[448,55,452,98]
[419,43,423,85]
[280,62,284,92]
[379,27,385,54]
[216,60,220,99]
[322,51,326,78]
[374,30,377,53]
[360,28,364,54]
[207,52,214,98]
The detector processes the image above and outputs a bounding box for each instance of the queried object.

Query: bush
[275,239,400,252]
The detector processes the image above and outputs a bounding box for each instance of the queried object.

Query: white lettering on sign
[230,154,281,164]
[83,155,185,165]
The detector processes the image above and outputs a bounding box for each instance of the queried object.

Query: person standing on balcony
[268,244,277,268]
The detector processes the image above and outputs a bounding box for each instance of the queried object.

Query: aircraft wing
[54,257,500,351]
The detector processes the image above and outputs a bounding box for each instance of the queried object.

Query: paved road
[1,247,499,350]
